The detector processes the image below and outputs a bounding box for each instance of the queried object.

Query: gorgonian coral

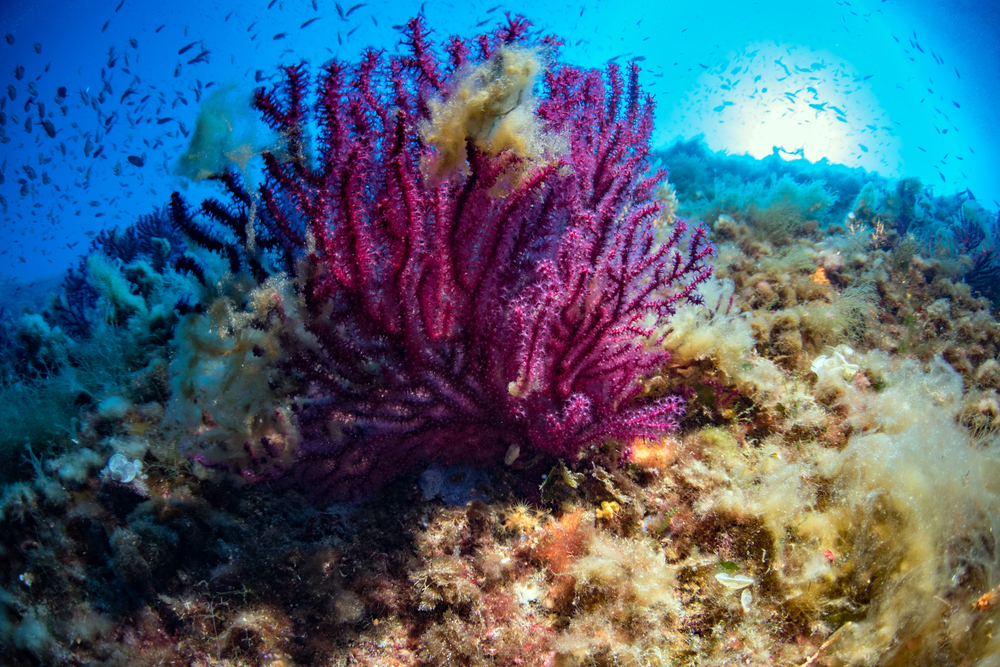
[173,16,714,498]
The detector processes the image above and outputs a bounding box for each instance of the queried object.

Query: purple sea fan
[246,16,714,497]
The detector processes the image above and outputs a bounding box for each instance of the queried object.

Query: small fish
[268,0,278,7]
[116,0,124,10]
[346,2,365,16]
[273,32,287,40]
[301,17,321,28]
[156,116,173,124]
[13,64,24,80]
[41,119,55,138]
[129,37,138,49]
[7,85,15,101]
[56,85,66,98]
[859,144,868,152]
[335,2,344,19]
[102,19,110,32]
[188,49,210,64]
[917,146,926,152]
[156,25,165,33]
[127,155,144,167]
[254,70,266,82]
[4,34,12,45]
[174,64,181,77]
[33,43,41,54]
[954,66,961,79]
[178,41,199,55]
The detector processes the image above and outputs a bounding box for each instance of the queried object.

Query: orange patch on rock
[629,436,679,472]
[531,509,589,575]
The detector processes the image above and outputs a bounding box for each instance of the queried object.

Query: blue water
[0,0,997,284]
